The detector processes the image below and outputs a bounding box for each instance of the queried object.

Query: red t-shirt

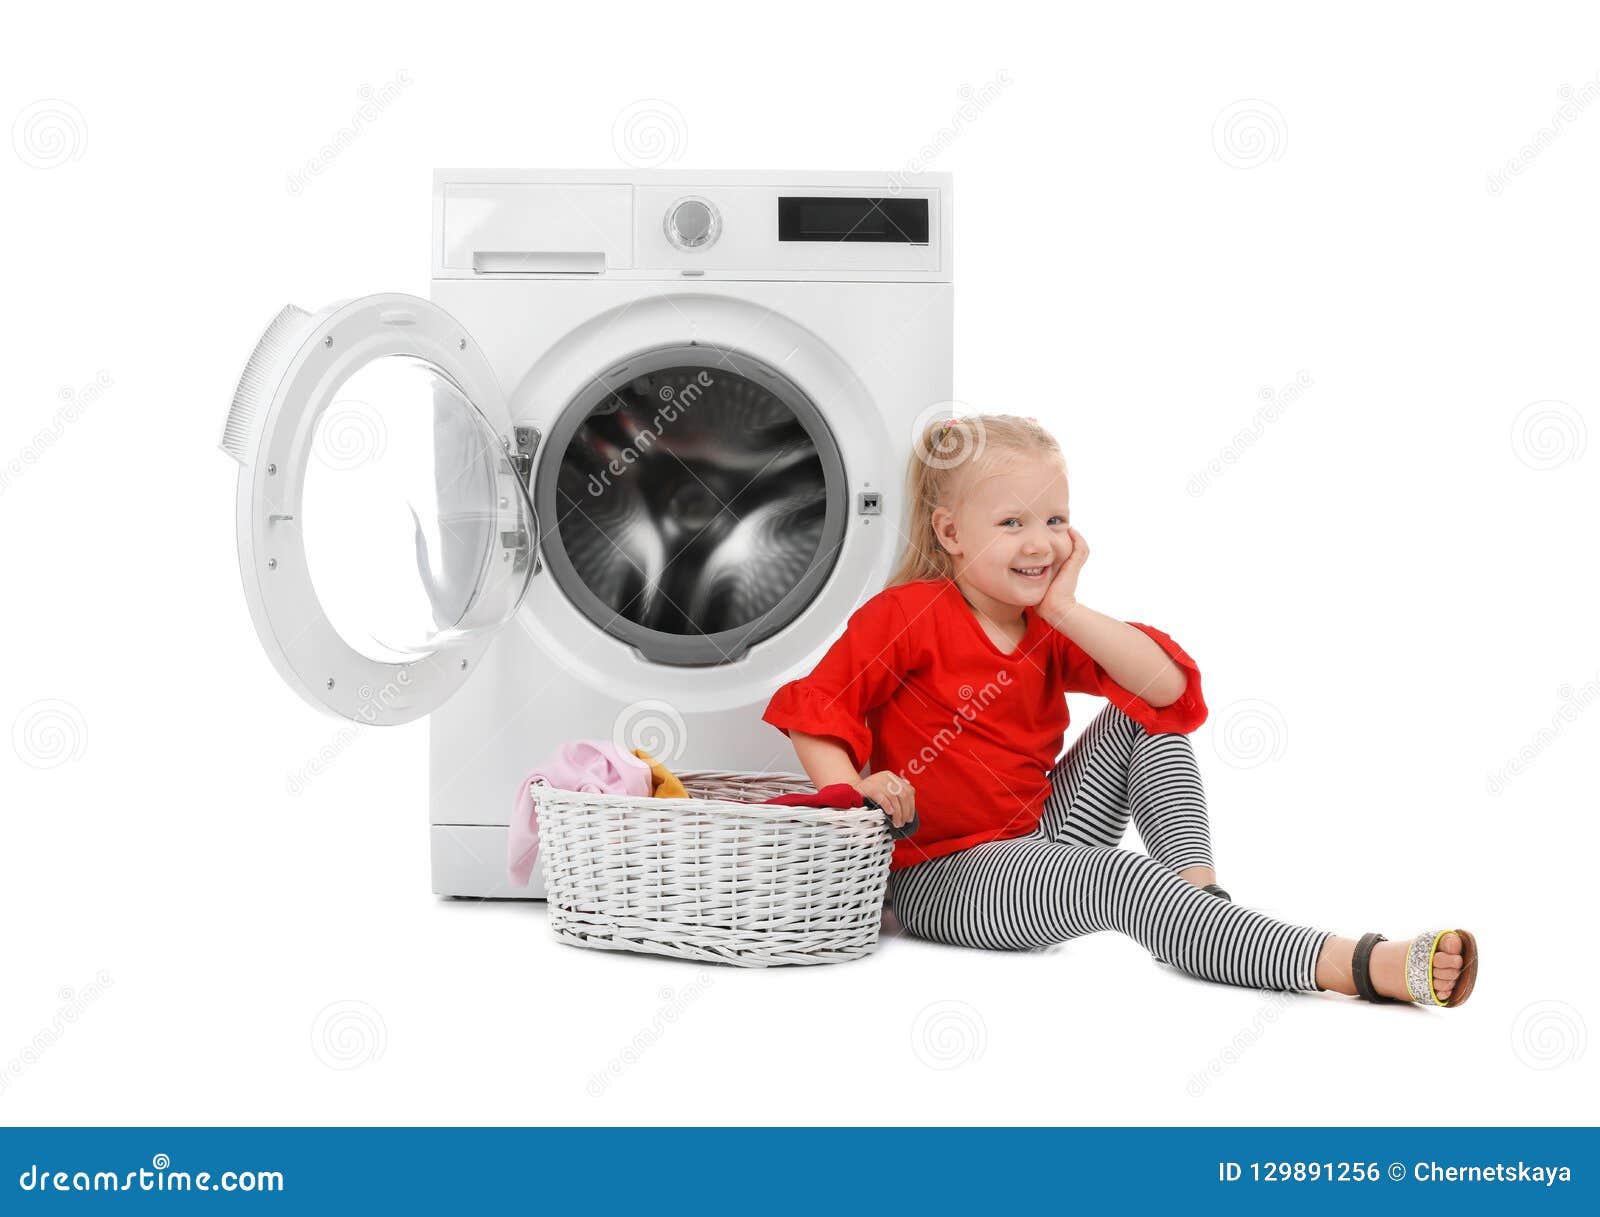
[761,578,1208,871]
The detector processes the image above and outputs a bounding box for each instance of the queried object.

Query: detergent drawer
[441,183,634,274]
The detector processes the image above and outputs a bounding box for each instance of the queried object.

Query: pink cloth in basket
[506,741,654,887]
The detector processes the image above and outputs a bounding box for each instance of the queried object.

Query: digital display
[778,197,930,244]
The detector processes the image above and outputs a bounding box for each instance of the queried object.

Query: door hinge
[506,426,543,577]
[508,426,540,487]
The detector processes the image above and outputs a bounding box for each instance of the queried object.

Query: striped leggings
[886,705,1336,992]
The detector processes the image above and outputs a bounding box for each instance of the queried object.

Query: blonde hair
[885,413,1066,589]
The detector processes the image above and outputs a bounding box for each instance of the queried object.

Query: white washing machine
[221,169,953,899]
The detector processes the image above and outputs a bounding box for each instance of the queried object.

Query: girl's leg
[888,835,1334,992]
[1040,704,1214,876]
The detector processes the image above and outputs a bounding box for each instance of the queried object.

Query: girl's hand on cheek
[1042,527,1089,620]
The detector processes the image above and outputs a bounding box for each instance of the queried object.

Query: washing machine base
[430,825,545,900]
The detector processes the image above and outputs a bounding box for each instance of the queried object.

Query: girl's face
[932,455,1071,610]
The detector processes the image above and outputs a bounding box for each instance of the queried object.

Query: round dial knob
[665,197,720,250]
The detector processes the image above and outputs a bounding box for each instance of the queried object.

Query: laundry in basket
[506,740,653,887]
[507,741,884,888]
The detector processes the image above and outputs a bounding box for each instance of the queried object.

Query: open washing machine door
[220,293,535,725]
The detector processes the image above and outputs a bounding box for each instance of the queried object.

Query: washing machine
[220,169,953,899]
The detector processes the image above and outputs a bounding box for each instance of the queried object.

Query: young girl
[762,415,1478,1008]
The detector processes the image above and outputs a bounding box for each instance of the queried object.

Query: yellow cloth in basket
[633,749,688,799]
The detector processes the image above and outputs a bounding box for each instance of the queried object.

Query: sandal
[1351,929,1479,1007]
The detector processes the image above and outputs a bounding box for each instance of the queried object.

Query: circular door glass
[301,354,536,664]
[535,348,845,665]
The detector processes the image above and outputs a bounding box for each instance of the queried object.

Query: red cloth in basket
[761,783,866,809]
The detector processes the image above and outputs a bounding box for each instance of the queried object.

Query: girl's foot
[1372,932,1467,1003]
[1316,930,1477,1005]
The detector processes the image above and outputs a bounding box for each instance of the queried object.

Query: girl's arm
[1040,601,1188,708]
[787,730,918,828]
[788,730,863,788]
[762,589,921,826]
[1038,526,1189,708]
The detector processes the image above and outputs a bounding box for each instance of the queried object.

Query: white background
[2,1,1595,1126]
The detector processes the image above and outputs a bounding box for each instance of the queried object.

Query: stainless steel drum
[534,346,847,665]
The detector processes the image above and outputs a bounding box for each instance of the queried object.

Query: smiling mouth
[1011,565,1049,578]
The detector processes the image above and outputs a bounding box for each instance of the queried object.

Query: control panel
[434,171,949,281]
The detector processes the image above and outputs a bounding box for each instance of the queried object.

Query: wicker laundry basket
[533,769,895,967]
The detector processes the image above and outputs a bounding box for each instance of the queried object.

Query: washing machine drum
[536,349,847,667]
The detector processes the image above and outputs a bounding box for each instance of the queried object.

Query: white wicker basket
[533,769,895,967]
